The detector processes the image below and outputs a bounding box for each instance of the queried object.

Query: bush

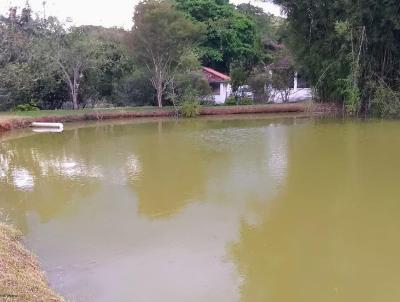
[113,71,155,106]
[12,103,40,112]
[199,95,216,106]
[174,71,212,101]
[225,96,237,106]
[369,80,400,118]
[239,98,253,105]
[180,100,201,117]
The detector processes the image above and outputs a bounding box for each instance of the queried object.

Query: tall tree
[0,5,67,110]
[131,0,202,107]
[274,0,400,114]
[174,0,259,72]
[45,27,106,109]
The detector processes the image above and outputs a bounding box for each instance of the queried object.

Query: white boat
[31,122,63,129]
[31,122,64,132]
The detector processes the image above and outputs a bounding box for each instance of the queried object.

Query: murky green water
[1,115,400,302]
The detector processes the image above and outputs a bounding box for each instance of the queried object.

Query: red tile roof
[202,67,230,83]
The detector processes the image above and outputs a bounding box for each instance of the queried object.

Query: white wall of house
[269,72,312,103]
[214,83,232,104]
[269,88,313,103]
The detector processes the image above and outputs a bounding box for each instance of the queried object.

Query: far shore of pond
[0,102,340,133]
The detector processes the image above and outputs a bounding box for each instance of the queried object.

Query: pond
[1,115,400,302]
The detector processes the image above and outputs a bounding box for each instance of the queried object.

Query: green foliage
[179,93,201,117]
[334,21,350,38]
[80,39,134,103]
[171,52,211,102]
[369,80,400,118]
[0,5,132,110]
[274,0,400,115]
[174,71,211,100]
[336,76,361,115]
[174,0,259,72]
[13,102,40,112]
[239,98,253,105]
[131,0,203,107]
[248,68,270,103]
[114,69,155,106]
[224,96,253,106]
[0,6,68,110]
[0,1,285,112]
[230,64,249,91]
[236,3,284,65]
[237,3,276,38]
[225,96,237,105]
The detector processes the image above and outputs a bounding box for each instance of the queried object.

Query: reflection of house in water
[202,67,232,104]
[267,56,312,103]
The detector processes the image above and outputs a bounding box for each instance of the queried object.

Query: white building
[267,57,312,103]
[202,67,232,104]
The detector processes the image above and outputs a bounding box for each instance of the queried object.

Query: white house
[267,57,312,103]
[202,67,232,104]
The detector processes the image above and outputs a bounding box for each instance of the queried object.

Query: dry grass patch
[0,223,64,302]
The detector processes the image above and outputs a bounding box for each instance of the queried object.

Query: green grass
[0,103,310,121]
[0,106,171,118]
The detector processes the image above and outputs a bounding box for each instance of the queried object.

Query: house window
[210,83,220,95]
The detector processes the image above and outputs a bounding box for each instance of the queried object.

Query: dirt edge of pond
[0,223,65,302]
[0,103,341,133]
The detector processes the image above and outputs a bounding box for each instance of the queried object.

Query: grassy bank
[0,103,340,132]
[0,224,64,302]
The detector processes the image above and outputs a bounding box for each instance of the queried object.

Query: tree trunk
[156,82,163,108]
[72,69,79,110]
[72,92,78,110]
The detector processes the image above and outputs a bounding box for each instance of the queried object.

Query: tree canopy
[0,5,134,110]
[174,0,260,72]
[131,0,204,107]
[0,1,288,110]
[274,0,400,115]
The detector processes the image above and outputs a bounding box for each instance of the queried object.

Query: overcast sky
[0,0,282,29]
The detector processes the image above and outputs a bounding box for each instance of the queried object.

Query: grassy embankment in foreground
[0,223,64,302]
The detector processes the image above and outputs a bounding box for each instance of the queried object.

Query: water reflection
[11,167,35,191]
[230,121,400,302]
[0,132,102,232]
[126,121,209,218]
[0,116,300,301]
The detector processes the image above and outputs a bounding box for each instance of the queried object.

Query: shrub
[12,103,40,112]
[225,96,237,106]
[369,80,400,118]
[239,98,253,105]
[248,69,271,103]
[180,100,201,117]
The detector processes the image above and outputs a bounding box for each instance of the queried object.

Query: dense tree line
[0,6,135,110]
[274,0,400,116]
[0,1,282,110]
